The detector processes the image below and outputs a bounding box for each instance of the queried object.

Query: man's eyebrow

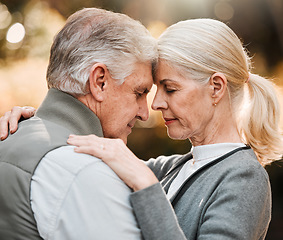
[136,86,150,93]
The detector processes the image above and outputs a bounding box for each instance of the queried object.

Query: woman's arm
[130,183,187,240]
[0,106,36,140]
[67,134,187,240]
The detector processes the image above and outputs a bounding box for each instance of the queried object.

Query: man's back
[0,89,142,240]
[0,116,70,239]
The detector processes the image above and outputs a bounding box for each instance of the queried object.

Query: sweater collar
[192,143,246,162]
[35,88,103,137]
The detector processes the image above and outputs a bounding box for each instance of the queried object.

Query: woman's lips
[164,118,177,125]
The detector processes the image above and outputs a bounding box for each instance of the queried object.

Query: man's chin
[104,132,128,144]
[113,133,128,144]
[121,135,128,144]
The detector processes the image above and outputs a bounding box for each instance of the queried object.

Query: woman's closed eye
[164,86,177,93]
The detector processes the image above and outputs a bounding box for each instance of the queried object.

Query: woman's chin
[167,130,187,140]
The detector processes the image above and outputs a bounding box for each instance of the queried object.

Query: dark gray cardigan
[130,148,271,240]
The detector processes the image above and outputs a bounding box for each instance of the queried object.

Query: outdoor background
[0,0,282,238]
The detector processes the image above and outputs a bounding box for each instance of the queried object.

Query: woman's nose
[151,90,167,111]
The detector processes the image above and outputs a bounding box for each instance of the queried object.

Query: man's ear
[209,72,227,105]
[88,63,109,102]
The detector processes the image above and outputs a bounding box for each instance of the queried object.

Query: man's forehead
[123,62,153,84]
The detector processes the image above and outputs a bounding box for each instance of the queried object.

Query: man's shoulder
[31,147,136,239]
[0,117,72,174]
[42,145,109,176]
[37,145,129,191]
[32,145,131,215]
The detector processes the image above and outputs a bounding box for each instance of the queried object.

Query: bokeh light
[6,22,25,44]
[147,20,167,39]
[214,1,234,21]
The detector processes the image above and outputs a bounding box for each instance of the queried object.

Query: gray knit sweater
[130,147,271,240]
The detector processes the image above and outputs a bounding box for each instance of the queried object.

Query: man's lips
[164,118,177,125]
[127,123,135,128]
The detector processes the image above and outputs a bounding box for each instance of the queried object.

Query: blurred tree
[39,0,129,18]
[1,0,30,12]
[1,0,283,73]
[229,0,283,71]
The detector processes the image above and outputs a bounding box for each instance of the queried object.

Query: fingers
[9,106,26,133]
[74,146,104,159]
[0,111,11,140]
[67,134,101,150]
[67,135,84,147]
[67,134,105,159]
[0,106,36,141]
[67,134,98,146]
[67,134,127,161]
[21,106,36,119]
[67,134,158,191]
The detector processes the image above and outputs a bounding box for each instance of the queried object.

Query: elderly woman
[1,19,282,240]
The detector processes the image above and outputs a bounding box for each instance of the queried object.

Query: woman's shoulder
[217,148,270,182]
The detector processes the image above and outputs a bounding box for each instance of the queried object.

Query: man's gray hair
[47,8,158,95]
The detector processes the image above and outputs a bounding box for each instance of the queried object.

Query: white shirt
[30,146,142,240]
[167,143,246,200]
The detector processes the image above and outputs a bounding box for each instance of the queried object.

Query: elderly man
[0,7,157,240]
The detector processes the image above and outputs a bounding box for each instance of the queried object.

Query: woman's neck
[190,105,242,147]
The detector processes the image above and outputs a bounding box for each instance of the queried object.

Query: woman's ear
[88,63,108,102]
[209,72,227,105]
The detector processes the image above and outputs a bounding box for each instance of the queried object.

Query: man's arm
[31,145,142,240]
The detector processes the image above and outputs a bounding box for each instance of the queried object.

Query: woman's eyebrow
[160,79,179,85]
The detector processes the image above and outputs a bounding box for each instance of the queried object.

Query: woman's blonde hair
[158,18,283,166]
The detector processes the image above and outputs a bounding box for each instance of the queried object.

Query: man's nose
[137,99,149,121]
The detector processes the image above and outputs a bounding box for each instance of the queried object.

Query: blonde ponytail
[239,73,283,166]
